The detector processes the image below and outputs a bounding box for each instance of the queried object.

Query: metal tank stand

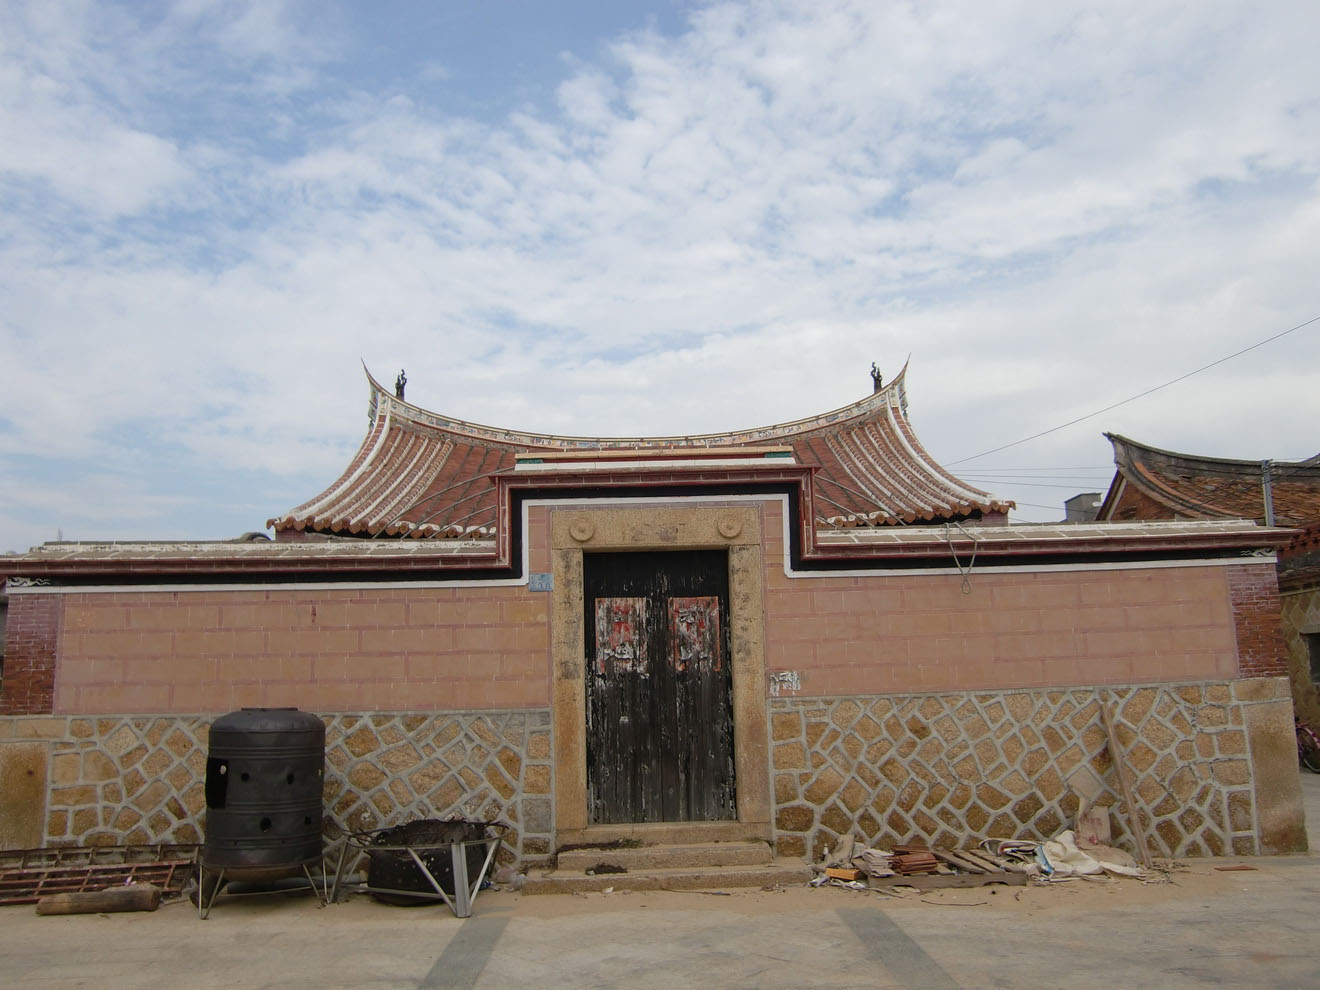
[329,827,505,919]
[196,859,328,920]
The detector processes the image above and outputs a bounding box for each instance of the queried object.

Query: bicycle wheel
[1302,745,1320,774]
[1298,726,1320,773]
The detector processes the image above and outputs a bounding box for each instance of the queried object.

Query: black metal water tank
[203,708,325,875]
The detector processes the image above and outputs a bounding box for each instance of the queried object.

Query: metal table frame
[328,826,504,919]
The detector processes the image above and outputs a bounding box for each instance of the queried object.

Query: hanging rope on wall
[943,521,979,595]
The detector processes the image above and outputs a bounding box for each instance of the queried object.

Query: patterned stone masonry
[1,710,553,867]
[771,680,1264,861]
[324,711,553,864]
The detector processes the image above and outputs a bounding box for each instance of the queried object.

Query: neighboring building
[0,585,7,680]
[1064,492,1103,523]
[1098,433,1320,726]
[0,371,1305,862]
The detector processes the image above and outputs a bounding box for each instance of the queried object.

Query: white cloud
[1,0,1318,549]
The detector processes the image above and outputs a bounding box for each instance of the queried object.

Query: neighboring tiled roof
[1098,434,1320,526]
[268,365,1013,538]
[1278,521,1320,592]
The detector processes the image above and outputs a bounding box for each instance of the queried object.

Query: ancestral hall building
[0,367,1305,861]
[1098,432,1320,731]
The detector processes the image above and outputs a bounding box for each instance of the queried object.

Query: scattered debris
[890,843,944,876]
[808,826,1159,898]
[556,838,645,855]
[492,866,526,891]
[0,845,197,906]
[825,867,865,882]
[820,834,858,869]
[36,882,162,916]
[1025,830,1147,881]
[920,896,988,906]
[870,872,1027,892]
[585,862,627,876]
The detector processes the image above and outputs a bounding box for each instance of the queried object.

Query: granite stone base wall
[0,710,553,866]
[324,711,553,863]
[770,679,1289,861]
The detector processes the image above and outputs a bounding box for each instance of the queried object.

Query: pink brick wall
[55,586,550,715]
[762,503,1240,695]
[23,498,1270,714]
[527,505,550,574]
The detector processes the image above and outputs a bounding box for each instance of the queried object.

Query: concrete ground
[4,773,1319,990]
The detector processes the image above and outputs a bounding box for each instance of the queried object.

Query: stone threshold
[556,820,771,848]
[557,840,772,872]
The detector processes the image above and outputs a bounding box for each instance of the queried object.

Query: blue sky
[2,0,1318,551]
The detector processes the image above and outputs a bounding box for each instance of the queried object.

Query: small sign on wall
[1076,805,1112,848]
[528,573,553,592]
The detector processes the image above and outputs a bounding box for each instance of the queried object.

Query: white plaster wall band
[6,494,1276,594]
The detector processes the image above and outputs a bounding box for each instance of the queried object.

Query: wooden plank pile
[864,841,1029,891]
[890,843,941,876]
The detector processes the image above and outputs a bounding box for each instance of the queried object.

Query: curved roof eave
[1099,432,1320,523]
[362,361,917,450]
[270,361,1012,536]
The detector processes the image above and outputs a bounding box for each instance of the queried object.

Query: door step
[556,820,769,848]
[523,861,811,896]
[557,839,772,872]
[523,841,811,895]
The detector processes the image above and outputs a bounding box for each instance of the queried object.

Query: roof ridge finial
[870,362,883,393]
[394,369,407,400]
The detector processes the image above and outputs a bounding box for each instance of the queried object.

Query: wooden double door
[584,550,737,825]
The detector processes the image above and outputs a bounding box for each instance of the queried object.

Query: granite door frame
[549,504,770,844]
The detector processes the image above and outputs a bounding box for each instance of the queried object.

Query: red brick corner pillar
[1227,563,1288,679]
[0,591,59,714]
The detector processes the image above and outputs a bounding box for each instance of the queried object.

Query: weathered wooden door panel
[585,550,736,825]
[591,597,655,819]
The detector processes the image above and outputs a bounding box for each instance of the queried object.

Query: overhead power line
[963,480,1111,490]
[948,313,1320,466]
[1012,500,1074,512]
[957,465,1113,473]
